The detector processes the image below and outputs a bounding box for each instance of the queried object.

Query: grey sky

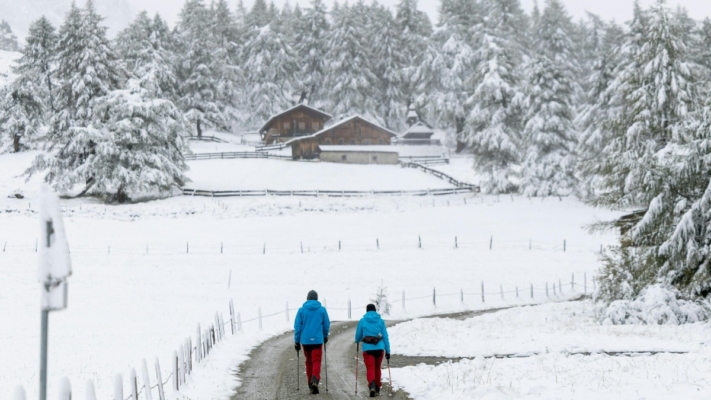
[126,0,711,26]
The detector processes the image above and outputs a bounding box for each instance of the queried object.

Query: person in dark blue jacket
[294,290,330,394]
[355,304,391,397]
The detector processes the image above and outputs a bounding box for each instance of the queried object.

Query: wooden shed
[259,104,332,144]
[287,115,398,160]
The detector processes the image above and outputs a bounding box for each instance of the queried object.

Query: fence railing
[183,152,292,161]
[187,135,227,143]
[12,273,595,400]
[255,143,288,152]
[181,187,474,198]
[403,162,480,191]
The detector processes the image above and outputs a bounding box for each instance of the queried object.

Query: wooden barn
[259,104,332,144]
[286,115,398,160]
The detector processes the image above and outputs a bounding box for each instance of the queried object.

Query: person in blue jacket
[355,304,391,397]
[294,290,330,394]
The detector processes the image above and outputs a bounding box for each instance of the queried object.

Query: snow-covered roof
[407,109,418,119]
[259,104,332,133]
[401,121,435,137]
[284,115,399,146]
[319,145,399,153]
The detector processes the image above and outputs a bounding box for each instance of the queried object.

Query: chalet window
[324,139,331,144]
[342,155,347,161]
[351,140,356,145]
[284,122,290,130]
[378,139,384,144]
[364,139,371,145]
[338,139,344,145]
[372,156,378,162]
[299,122,306,130]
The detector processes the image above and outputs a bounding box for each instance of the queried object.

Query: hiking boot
[310,377,319,394]
[369,381,377,397]
[375,385,381,396]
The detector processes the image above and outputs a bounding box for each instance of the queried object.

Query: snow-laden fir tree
[13,16,57,113]
[295,0,330,106]
[396,0,432,101]
[26,0,127,196]
[371,5,407,130]
[247,0,272,30]
[463,0,527,194]
[209,0,243,128]
[240,23,300,126]
[67,78,189,203]
[0,76,44,153]
[0,20,19,51]
[575,18,624,199]
[323,1,380,120]
[413,0,480,144]
[593,0,701,304]
[519,0,579,197]
[175,0,223,136]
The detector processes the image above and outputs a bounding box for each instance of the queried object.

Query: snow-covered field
[185,158,456,191]
[391,301,711,399]
[0,145,621,398]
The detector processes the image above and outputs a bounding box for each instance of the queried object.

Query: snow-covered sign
[37,185,72,311]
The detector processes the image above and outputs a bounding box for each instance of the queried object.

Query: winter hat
[366,304,376,312]
[307,290,318,301]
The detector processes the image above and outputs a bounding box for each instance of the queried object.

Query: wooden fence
[183,152,292,161]
[255,143,288,152]
[403,162,480,191]
[187,136,227,143]
[182,187,474,198]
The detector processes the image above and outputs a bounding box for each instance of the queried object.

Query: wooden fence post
[84,380,97,400]
[489,236,493,250]
[481,281,485,303]
[155,358,166,400]
[460,288,464,303]
[419,236,422,249]
[230,300,236,335]
[564,239,566,252]
[455,236,458,249]
[531,284,533,299]
[130,368,138,400]
[114,374,123,400]
[56,378,71,400]
[173,351,179,392]
[139,359,152,400]
[348,299,352,319]
[178,345,185,383]
[432,288,436,306]
[196,324,202,362]
[571,274,575,291]
[516,286,519,298]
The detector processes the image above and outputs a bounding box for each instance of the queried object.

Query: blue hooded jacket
[294,300,330,345]
[355,311,391,353]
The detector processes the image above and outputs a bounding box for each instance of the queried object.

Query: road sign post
[38,186,72,400]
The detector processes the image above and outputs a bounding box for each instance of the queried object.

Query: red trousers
[303,345,323,382]
[362,350,384,387]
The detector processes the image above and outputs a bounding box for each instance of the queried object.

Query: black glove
[324,337,328,344]
[295,343,301,352]
[385,353,391,360]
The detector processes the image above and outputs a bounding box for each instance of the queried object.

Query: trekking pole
[387,358,393,396]
[296,348,300,392]
[355,343,360,394]
[325,342,329,392]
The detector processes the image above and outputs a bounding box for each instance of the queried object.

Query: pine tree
[175,0,223,136]
[519,0,579,197]
[413,0,480,140]
[26,0,127,196]
[0,76,44,153]
[323,1,380,120]
[396,0,432,101]
[13,16,57,113]
[463,0,527,194]
[248,0,271,29]
[371,5,407,130]
[241,24,300,126]
[209,0,242,128]
[295,0,329,106]
[73,78,189,203]
[0,20,19,51]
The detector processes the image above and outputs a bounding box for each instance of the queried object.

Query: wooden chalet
[286,115,398,160]
[260,104,332,144]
